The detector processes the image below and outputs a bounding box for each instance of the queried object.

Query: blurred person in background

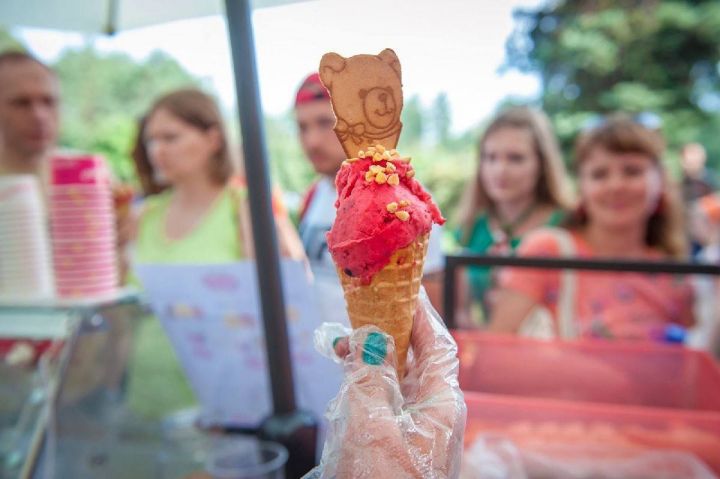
[690,193,720,263]
[0,50,135,281]
[490,114,695,341]
[294,73,346,273]
[293,72,445,311]
[131,88,304,266]
[454,106,573,325]
[686,193,720,354]
[0,51,59,177]
[681,142,716,206]
[681,142,717,257]
[127,88,304,417]
[0,51,134,389]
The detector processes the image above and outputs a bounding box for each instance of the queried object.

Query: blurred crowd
[6,47,720,478]
[2,50,720,373]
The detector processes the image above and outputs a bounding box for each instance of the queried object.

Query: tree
[0,28,25,52]
[54,47,199,180]
[262,111,315,196]
[399,94,425,147]
[431,92,452,146]
[504,0,720,164]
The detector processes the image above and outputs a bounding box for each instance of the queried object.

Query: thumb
[341,326,403,415]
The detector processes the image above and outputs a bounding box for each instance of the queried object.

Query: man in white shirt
[293,73,445,311]
[0,51,59,177]
[0,51,133,283]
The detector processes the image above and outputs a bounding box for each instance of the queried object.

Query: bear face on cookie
[319,48,403,157]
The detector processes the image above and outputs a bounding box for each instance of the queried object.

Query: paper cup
[54,260,117,274]
[50,154,111,186]
[52,248,115,260]
[50,204,114,216]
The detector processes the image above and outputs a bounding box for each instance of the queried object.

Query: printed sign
[136,261,344,427]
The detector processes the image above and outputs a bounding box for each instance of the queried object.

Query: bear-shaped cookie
[319,48,403,158]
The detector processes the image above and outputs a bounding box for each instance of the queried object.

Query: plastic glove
[306,288,467,479]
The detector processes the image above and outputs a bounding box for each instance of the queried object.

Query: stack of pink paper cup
[0,175,54,299]
[49,154,118,298]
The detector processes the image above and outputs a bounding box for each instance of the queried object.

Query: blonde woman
[455,106,573,319]
[491,115,694,340]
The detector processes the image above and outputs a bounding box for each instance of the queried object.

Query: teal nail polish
[332,336,343,348]
[362,332,387,365]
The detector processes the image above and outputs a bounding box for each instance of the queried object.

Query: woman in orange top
[490,115,694,340]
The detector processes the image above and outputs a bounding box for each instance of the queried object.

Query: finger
[313,322,352,363]
[333,336,349,358]
[336,327,414,476]
[340,326,401,409]
[345,326,397,377]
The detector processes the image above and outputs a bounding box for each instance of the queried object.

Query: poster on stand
[136,260,343,427]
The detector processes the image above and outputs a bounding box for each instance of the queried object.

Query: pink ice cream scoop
[326,145,445,284]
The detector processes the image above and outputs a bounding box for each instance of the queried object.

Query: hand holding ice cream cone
[320,49,445,377]
[309,291,466,478]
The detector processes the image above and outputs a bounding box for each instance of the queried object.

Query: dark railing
[443,254,720,329]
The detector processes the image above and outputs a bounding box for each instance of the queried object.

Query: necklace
[490,203,538,244]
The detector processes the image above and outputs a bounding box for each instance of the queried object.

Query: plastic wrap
[305,289,466,478]
[460,434,718,479]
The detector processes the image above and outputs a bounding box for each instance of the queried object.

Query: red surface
[0,338,61,364]
[455,332,720,472]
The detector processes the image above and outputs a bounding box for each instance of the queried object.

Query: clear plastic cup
[205,439,287,479]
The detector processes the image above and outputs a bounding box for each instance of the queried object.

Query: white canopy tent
[0,0,302,33]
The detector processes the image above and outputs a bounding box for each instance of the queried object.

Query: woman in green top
[455,106,574,325]
[127,89,304,418]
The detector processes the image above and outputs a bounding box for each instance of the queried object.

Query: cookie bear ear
[378,48,401,80]
[319,52,346,90]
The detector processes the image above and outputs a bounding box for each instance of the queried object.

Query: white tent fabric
[0,0,303,33]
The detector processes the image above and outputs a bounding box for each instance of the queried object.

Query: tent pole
[224,0,317,475]
[225,0,294,418]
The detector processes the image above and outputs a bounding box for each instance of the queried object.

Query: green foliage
[401,95,425,145]
[505,0,720,165]
[431,93,452,145]
[412,141,476,230]
[54,47,199,180]
[263,111,316,195]
[396,95,479,231]
[0,28,25,52]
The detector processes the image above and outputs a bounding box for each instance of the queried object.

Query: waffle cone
[337,233,429,377]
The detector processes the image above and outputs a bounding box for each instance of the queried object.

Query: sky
[13,0,542,133]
